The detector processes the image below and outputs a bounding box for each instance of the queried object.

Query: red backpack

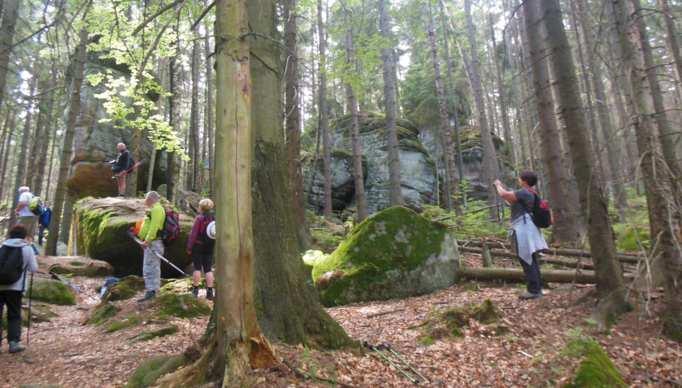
[195,214,215,253]
[161,208,181,246]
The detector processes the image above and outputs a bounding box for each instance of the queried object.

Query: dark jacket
[111,150,131,173]
[187,213,215,254]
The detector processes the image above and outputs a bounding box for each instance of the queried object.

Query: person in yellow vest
[136,191,165,302]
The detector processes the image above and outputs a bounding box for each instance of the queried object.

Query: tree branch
[191,1,215,31]
[132,0,184,36]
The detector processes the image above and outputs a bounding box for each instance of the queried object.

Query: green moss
[31,278,76,305]
[125,355,186,388]
[106,315,142,332]
[69,261,85,267]
[312,206,448,306]
[563,337,627,388]
[311,228,344,253]
[105,275,145,302]
[87,302,120,325]
[156,292,211,319]
[131,325,179,342]
[418,300,500,345]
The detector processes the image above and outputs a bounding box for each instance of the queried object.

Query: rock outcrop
[69,197,194,277]
[305,113,438,215]
[311,206,459,306]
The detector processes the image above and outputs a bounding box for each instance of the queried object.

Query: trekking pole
[27,271,33,345]
[127,231,188,277]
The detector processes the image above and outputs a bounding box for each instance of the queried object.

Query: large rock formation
[305,112,438,215]
[69,197,193,277]
[66,56,166,199]
[311,206,459,306]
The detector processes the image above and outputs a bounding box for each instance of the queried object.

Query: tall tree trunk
[188,37,200,192]
[344,19,368,221]
[0,0,18,110]
[522,1,582,245]
[0,110,14,202]
[378,0,403,207]
[610,0,682,340]
[488,13,515,168]
[31,76,55,196]
[284,0,307,235]
[538,0,630,324]
[204,3,214,197]
[9,73,37,231]
[426,1,458,213]
[166,14,180,201]
[464,0,500,216]
[574,0,628,219]
[657,0,682,162]
[46,26,88,256]
[45,120,59,202]
[439,0,466,208]
[629,0,681,187]
[317,0,333,218]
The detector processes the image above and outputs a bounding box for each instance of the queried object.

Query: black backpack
[0,246,24,285]
[524,191,553,229]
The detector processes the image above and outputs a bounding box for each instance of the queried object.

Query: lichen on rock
[311,206,459,306]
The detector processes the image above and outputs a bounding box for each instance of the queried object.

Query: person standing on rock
[136,191,165,302]
[109,143,132,197]
[0,225,38,353]
[187,198,215,300]
[493,172,548,300]
[14,187,36,242]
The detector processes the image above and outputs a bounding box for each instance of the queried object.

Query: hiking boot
[192,286,199,298]
[137,290,156,303]
[9,341,25,354]
[519,291,542,300]
[206,287,214,301]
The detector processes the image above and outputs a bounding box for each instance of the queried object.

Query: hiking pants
[143,240,164,292]
[38,224,47,245]
[518,253,542,295]
[0,290,22,343]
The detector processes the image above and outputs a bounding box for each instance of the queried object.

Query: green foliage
[611,189,650,252]
[125,355,186,388]
[421,200,506,240]
[562,332,627,388]
[106,315,143,333]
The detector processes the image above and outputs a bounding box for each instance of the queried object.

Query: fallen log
[461,240,642,263]
[460,246,641,265]
[458,267,596,284]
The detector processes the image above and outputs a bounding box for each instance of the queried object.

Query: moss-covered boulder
[103,275,145,302]
[45,256,114,277]
[31,277,77,305]
[125,355,186,388]
[312,206,459,306]
[87,302,120,325]
[70,197,194,277]
[418,300,502,345]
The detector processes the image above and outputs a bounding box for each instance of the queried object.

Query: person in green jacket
[137,191,165,302]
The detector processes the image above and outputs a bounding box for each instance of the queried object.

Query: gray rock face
[305,113,438,214]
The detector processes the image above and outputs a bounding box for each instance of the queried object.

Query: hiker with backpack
[187,199,215,300]
[109,143,134,197]
[136,191,165,302]
[0,225,38,353]
[15,187,37,242]
[38,204,52,246]
[493,171,550,300]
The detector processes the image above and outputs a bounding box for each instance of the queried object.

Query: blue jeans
[518,253,542,294]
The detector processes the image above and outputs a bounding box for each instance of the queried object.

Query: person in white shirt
[14,187,36,242]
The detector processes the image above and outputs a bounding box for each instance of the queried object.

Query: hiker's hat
[206,221,216,240]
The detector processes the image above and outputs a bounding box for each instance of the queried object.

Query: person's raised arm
[493,179,517,204]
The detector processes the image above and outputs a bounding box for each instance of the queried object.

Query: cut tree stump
[458,267,596,284]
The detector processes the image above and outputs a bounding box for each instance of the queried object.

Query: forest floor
[1,255,681,387]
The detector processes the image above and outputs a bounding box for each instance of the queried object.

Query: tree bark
[610,0,682,341]
[203,2,214,197]
[343,18,368,221]
[166,14,180,201]
[0,0,18,111]
[317,0,333,218]
[31,76,55,196]
[0,110,15,202]
[378,0,403,207]
[538,0,630,325]
[426,1,458,212]
[187,36,200,192]
[464,0,500,216]
[488,13,515,168]
[46,26,88,256]
[458,266,597,284]
[522,1,582,245]
[284,0,307,235]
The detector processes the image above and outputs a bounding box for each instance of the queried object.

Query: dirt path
[0,277,207,388]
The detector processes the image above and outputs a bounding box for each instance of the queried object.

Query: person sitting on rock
[187,198,215,300]
[493,171,548,300]
[109,143,132,197]
[0,225,38,354]
[136,191,165,302]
